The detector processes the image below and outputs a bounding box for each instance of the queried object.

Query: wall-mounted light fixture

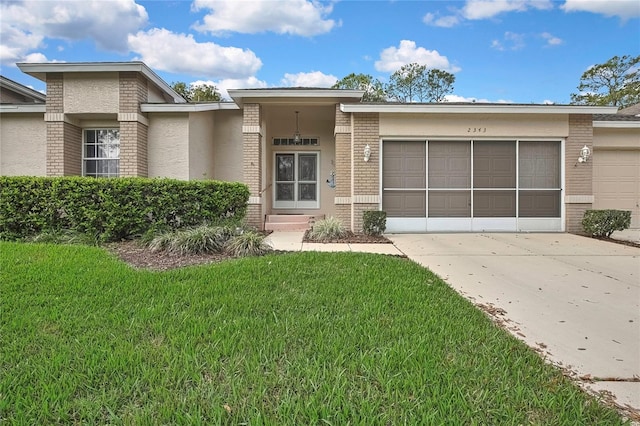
[578,145,591,163]
[364,144,371,162]
[293,111,301,143]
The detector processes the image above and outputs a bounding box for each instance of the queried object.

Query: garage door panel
[593,150,640,228]
[383,191,426,217]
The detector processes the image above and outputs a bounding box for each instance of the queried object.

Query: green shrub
[363,210,387,236]
[308,217,347,241]
[0,177,249,242]
[225,231,273,257]
[148,225,234,255]
[582,209,631,238]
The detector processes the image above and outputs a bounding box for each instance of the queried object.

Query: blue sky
[1,0,638,103]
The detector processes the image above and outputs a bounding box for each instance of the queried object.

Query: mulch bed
[592,236,640,249]
[106,240,234,271]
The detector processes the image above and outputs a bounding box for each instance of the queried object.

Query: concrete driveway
[390,233,640,416]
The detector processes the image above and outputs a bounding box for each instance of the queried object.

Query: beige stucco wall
[147,113,189,179]
[64,72,119,114]
[593,127,640,149]
[380,113,568,138]
[212,109,243,182]
[147,83,167,103]
[264,105,336,217]
[0,114,46,176]
[188,111,215,180]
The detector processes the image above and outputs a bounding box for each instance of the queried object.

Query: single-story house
[1,62,639,233]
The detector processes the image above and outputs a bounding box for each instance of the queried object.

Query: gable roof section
[0,75,46,103]
[618,103,640,116]
[17,62,186,104]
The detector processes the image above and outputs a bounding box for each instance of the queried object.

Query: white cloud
[21,53,54,63]
[424,0,553,27]
[491,32,525,51]
[0,0,147,64]
[192,0,338,36]
[444,94,512,103]
[375,40,461,73]
[422,12,461,27]
[280,71,338,87]
[541,32,563,46]
[193,77,268,100]
[462,0,553,20]
[128,28,262,80]
[561,0,640,19]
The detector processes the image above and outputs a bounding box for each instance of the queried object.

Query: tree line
[171,54,639,108]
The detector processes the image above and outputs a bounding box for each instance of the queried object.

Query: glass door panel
[275,154,295,202]
[274,152,318,208]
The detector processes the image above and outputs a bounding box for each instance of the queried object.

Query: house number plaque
[467,127,487,133]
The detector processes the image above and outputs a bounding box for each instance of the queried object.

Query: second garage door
[593,150,640,228]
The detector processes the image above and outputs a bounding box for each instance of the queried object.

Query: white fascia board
[17,62,187,104]
[228,89,364,105]
[593,120,640,128]
[141,102,239,113]
[0,104,46,113]
[340,103,618,115]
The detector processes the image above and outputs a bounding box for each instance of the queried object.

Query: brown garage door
[593,150,640,228]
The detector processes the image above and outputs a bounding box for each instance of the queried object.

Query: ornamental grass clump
[148,225,233,255]
[308,216,347,241]
[29,229,98,246]
[225,231,273,257]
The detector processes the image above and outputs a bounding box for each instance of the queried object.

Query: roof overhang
[593,120,640,128]
[0,104,46,113]
[340,103,618,114]
[228,88,364,107]
[0,76,46,102]
[141,102,239,113]
[17,62,186,104]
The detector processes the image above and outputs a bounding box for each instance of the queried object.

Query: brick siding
[242,104,263,229]
[565,114,593,233]
[45,73,63,114]
[119,72,147,113]
[119,121,148,177]
[352,113,380,231]
[334,105,352,227]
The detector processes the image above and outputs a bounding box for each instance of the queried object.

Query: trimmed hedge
[0,177,249,242]
[582,209,631,238]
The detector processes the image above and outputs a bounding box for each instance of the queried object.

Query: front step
[264,214,324,231]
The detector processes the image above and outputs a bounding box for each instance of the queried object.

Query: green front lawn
[0,242,625,424]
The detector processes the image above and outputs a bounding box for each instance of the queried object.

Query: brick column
[565,114,594,234]
[242,104,263,229]
[352,113,380,232]
[334,105,352,228]
[45,73,82,176]
[118,72,149,177]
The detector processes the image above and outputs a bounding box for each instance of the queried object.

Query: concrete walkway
[265,231,640,417]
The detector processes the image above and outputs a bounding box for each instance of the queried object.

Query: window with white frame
[83,129,120,178]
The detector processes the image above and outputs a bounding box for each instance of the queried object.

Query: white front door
[274,152,319,209]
